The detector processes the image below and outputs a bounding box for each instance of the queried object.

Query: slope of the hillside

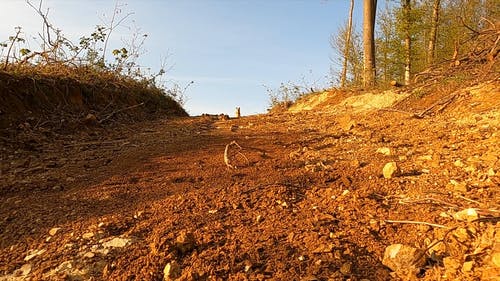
[0,77,498,280]
[0,70,187,131]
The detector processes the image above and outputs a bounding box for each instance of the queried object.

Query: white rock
[102,237,130,248]
[453,208,479,222]
[376,147,392,156]
[83,252,95,258]
[382,244,426,273]
[49,228,61,236]
[383,162,400,179]
[462,261,474,272]
[82,232,94,239]
[418,155,433,161]
[15,263,32,276]
[163,261,181,281]
[487,168,496,176]
[24,249,46,261]
[447,180,467,192]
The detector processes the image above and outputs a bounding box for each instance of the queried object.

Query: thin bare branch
[385,219,449,229]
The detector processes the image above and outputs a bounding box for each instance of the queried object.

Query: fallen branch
[455,195,482,206]
[224,141,249,169]
[385,219,449,229]
[415,91,464,118]
[64,140,129,147]
[98,102,145,124]
[399,197,460,209]
[378,107,421,118]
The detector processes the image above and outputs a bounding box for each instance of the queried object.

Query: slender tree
[363,0,377,87]
[427,0,440,66]
[341,0,355,88]
[402,0,411,85]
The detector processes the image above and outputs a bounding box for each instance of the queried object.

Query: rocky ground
[0,80,499,280]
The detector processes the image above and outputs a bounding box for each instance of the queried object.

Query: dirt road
[1,84,499,280]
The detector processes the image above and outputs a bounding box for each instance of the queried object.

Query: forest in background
[331,0,499,87]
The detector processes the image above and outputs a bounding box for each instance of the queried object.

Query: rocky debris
[382,244,426,277]
[339,261,352,275]
[218,114,230,121]
[49,227,61,236]
[338,115,356,131]
[24,249,46,261]
[102,237,131,248]
[83,252,95,258]
[447,180,468,193]
[83,113,98,126]
[453,208,479,222]
[0,264,32,281]
[382,162,400,179]
[376,147,392,156]
[82,232,95,239]
[17,264,32,276]
[1,81,498,280]
[43,260,88,280]
[163,261,182,281]
[172,231,196,255]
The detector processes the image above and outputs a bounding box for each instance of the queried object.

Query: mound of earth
[0,76,499,280]
[0,70,187,131]
[288,88,409,113]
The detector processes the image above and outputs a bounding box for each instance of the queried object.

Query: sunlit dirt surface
[1,81,499,280]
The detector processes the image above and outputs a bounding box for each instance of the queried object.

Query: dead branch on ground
[224,141,249,169]
[98,102,145,124]
[385,219,449,229]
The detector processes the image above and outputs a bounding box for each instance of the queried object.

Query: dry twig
[224,141,248,169]
[98,102,145,124]
[385,219,449,229]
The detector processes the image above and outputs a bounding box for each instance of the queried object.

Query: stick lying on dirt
[224,141,249,169]
[385,219,449,229]
[99,102,145,124]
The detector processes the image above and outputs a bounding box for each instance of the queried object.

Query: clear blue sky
[0,0,364,116]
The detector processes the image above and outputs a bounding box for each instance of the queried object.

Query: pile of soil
[0,74,498,280]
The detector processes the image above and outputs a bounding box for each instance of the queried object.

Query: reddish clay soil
[0,81,499,281]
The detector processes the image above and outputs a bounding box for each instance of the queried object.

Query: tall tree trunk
[403,0,411,85]
[363,0,377,87]
[427,0,440,66]
[341,0,355,88]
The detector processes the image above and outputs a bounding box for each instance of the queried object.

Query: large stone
[382,244,426,274]
[383,162,400,179]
